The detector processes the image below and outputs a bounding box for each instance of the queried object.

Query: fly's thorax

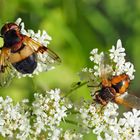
[101,79,111,87]
[96,87,116,105]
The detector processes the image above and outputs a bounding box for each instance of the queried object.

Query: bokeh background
[0,0,140,139]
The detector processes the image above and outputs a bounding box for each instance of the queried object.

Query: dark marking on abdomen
[112,82,123,93]
[12,53,37,74]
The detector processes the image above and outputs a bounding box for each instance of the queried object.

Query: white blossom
[0,89,72,140]
[109,39,126,63]
[90,49,104,65]
[77,39,138,140]
[50,128,62,140]
[32,89,72,138]
[0,96,31,139]
[109,39,135,79]
[14,18,59,78]
[63,130,83,140]
[81,39,135,83]
[49,128,83,140]
[76,101,140,140]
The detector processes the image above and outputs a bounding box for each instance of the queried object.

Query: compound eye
[1,23,19,36]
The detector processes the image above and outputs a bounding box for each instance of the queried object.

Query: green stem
[66,108,80,114]
[65,119,79,125]
[63,81,88,98]
[65,119,92,130]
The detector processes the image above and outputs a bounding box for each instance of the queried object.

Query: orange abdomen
[111,74,130,94]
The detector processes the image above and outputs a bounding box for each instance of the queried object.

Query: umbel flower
[76,39,140,139]
[14,18,59,78]
[76,101,140,140]
[83,39,135,80]
[32,89,71,137]
[50,128,83,140]
[0,89,73,140]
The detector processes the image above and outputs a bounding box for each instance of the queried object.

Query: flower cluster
[75,101,140,140]
[32,89,72,138]
[109,39,135,79]
[62,130,83,140]
[15,18,52,46]
[0,89,72,140]
[77,39,140,140]
[14,18,58,78]
[0,96,30,139]
[82,39,135,81]
[50,128,83,140]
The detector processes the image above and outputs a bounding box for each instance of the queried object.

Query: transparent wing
[99,53,112,87]
[0,48,15,87]
[115,93,140,109]
[100,53,107,79]
[78,54,110,91]
[0,64,15,87]
[23,36,61,65]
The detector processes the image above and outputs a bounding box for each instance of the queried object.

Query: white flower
[109,39,126,63]
[77,39,138,139]
[90,49,104,65]
[76,101,140,140]
[51,128,61,140]
[32,89,72,138]
[0,96,31,139]
[122,62,135,80]
[63,130,83,140]
[109,39,135,79]
[0,89,73,140]
[14,18,59,78]
[49,128,83,140]
[81,39,135,90]
[76,101,119,135]
[28,29,52,46]
[122,109,140,128]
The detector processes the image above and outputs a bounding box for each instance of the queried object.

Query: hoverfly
[89,54,140,109]
[0,22,61,87]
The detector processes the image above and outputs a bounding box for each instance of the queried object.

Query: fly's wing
[0,48,15,87]
[99,53,112,87]
[80,53,112,92]
[23,36,61,65]
[115,93,140,109]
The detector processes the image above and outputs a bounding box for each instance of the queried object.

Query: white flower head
[80,39,135,90]
[63,130,83,140]
[49,128,83,140]
[76,101,118,134]
[77,39,138,140]
[32,89,72,138]
[109,39,135,79]
[13,18,60,78]
[0,96,31,139]
[0,89,72,139]
[90,48,104,65]
[109,39,126,63]
[76,100,140,140]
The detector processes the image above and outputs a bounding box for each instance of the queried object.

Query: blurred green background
[0,0,140,139]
